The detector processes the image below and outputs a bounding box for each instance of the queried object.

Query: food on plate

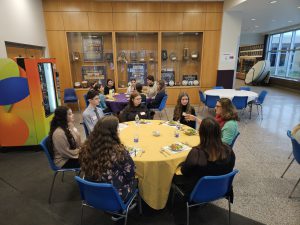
[139,119,148,124]
[170,143,183,151]
[168,121,177,126]
[184,128,197,136]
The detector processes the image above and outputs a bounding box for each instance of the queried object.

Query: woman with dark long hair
[147,80,166,109]
[173,92,196,128]
[49,106,81,168]
[104,79,116,95]
[79,116,136,201]
[120,92,150,122]
[173,117,235,195]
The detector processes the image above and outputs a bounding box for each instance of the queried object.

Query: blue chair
[149,94,168,120]
[249,90,267,119]
[75,176,141,225]
[229,132,240,148]
[239,86,251,91]
[205,95,220,109]
[198,90,206,113]
[64,88,80,112]
[83,94,89,107]
[40,137,80,203]
[281,131,300,198]
[232,96,248,110]
[172,170,239,225]
[82,122,89,137]
[213,86,224,89]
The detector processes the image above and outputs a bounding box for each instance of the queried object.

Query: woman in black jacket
[173,117,235,196]
[120,92,150,122]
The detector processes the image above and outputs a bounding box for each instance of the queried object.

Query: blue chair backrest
[205,95,220,108]
[287,130,300,164]
[232,96,248,110]
[229,132,240,148]
[239,86,251,91]
[199,91,206,103]
[83,94,89,107]
[213,86,224,89]
[75,176,126,212]
[257,90,267,104]
[40,136,60,171]
[158,95,168,111]
[64,88,78,102]
[189,170,239,203]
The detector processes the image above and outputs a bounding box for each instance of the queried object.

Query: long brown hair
[79,116,126,181]
[199,117,231,161]
[173,92,193,121]
[218,98,239,121]
[129,91,141,108]
[157,80,166,92]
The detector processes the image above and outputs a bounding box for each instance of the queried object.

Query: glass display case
[161,32,202,86]
[67,32,114,88]
[116,32,158,88]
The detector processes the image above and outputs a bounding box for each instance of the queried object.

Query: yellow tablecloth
[119,120,199,210]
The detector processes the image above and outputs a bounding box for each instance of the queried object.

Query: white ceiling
[227,0,300,34]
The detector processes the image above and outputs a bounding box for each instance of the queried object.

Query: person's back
[222,120,239,145]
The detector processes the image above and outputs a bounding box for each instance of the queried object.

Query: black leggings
[62,159,80,168]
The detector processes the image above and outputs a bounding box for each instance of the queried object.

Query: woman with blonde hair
[173,92,196,128]
[79,116,136,201]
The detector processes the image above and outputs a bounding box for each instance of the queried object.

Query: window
[267,29,300,80]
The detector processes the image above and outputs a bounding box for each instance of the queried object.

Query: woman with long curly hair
[173,92,196,128]
[49,106,81,168]
[79,115,136,201]
[173,117,235,195]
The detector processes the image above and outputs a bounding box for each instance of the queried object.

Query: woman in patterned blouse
[79,115,137,201]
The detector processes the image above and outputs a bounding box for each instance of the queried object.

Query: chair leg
[260,105,263,120]
[186,202,190,225]
[48,172,58,204]
[249,103,252,119]
[159,111,162,120]
[77,100,81,113]
[281,158,295,178]
[288,152,293,159]
[289,177,300,198]
[124,211,129,225]
[164,109,169,120]
[81,204,84,225]
[228,199,231,225]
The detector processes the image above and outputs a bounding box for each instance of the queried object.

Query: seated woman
[104,79,116,95]
[173,92,196,129]
[185,98,239,145]
[135,83,147,104]
[120,92,150,122]
[126,78,136,94]
[173,117,236,196]
[49,106,81,168]
[147,80,166,109]
[292,124,300,143]
[93,83,111,113]
[79,116,137,201]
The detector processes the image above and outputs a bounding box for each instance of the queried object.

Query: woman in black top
[173,92,196,129]
[104,79,116,95]
[135,83,147,104]
[147,80,166,109]
[120,92,150,122]
[173,117,235,196]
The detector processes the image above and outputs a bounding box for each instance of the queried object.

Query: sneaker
[111,215,123,222]
[128,202,137,211]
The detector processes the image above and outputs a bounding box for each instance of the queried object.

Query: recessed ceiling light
[297,6,300,9]
[288,20,293,23]
[269,1,277,4]
[251,18,256,21]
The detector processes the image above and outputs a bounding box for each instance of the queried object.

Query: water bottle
[135,114,140,125]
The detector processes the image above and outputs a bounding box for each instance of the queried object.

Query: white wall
[0,0,48,58]
[240,33,264,46]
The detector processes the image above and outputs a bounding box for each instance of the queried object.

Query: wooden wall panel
[135,2,161,12]
[44,12,64,30]
[205,13,222,30]
[137,13,160,31]
[112,2,141,12]
[201,31,220,88]
[160,2,184,12]
[46,31,72,93]
[88,12,113,30]
[63,12,89,30]
[60,1,92,12]
[159,13,183,31]
[90,2,112,12]
[42,0,60,11]
[113,13,136,31]
[180,2,207,13]
[166,88,181,106]
[6,46,27,58]
[182,13,205,31]
[206,2,223,12]
[184,88,200,105]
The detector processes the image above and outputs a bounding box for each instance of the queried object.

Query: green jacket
[221,120,239,145]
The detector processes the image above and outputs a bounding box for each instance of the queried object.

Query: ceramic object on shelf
[169,80,175,86]
[193,80,199,86]
[182,80,188,86]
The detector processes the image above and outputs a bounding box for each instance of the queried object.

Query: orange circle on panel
[0,112,29,146]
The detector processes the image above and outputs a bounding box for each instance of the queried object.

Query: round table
[204,89,258,102]
[119,120,199,210]
[105,93,129,113]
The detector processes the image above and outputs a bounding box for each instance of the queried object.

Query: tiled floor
[74,80,300,225]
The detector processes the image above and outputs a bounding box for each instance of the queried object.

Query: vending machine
[0,58,60,147]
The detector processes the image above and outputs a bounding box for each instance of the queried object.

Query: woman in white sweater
[49,106,81,168]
